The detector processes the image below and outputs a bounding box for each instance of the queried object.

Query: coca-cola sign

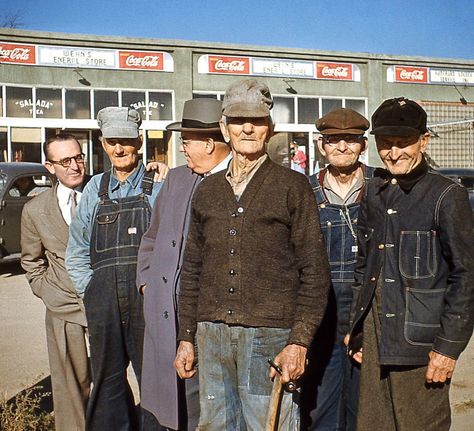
[0,43,35,64]
[208,56,250,75]
[316,62,353,80]
[119,51,164,70]
[395,66,428,83]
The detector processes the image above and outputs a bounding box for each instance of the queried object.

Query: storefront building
[1,29,473,173]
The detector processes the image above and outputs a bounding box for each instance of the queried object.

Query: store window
[0,127,7,162]
[94,90,119,118]
[345,99,366,116]
[298,98,319,124]
[11,127,42,163]
[192,93,219,100]
[146,130,169,164]
[65,90,91,119]
[6,86,33,118]
[36,88,62,119]
[273,97,295,123]
[122,91,146,119]
[149,92,173,120]
[322,98,342,116]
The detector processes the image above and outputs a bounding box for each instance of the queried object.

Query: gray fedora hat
[166,98,223,132]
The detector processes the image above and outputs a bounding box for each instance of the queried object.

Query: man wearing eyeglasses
[66,107,163,431]
[21,133,91,431]
[301,108,372,431]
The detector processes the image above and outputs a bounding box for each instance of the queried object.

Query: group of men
[20,77,473,431]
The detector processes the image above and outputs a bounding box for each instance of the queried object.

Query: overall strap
[141,169,155,196]
[98,171,111,199]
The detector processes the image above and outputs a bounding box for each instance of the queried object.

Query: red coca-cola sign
[119,51,164,70]
[0,43,35,64]
[316,62,353,80]
[208,56,250,75]
[395,66,428,83]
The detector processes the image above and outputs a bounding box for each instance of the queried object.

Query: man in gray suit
[137,98,231,430]
[21,133,90,431]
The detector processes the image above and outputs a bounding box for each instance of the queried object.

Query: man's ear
[44,162,56,175]
[360,138,368,154]
[205,138,216,154]
[137,135,143,151]
[316,137,327,158]
[220,120,231,143]
[420,133,430,154]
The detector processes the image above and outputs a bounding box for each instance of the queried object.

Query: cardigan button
[229,287,235,294]
[227,309,233,315]
[229,248,236,255]
[237,207,244,213]
[229,269,236,276]
[230,228,237,236]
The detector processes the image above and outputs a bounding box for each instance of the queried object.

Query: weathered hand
[174,341,197,379]
[344,333,363,364]
[426,351,456,383]
[145,161,169,182]
[269,344,307,384]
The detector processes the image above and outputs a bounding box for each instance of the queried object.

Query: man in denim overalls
[66,107,162,431]
[301,108,372,431]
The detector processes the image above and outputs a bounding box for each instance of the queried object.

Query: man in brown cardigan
[174,79,330,430]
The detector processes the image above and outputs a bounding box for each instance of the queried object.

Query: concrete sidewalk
[1,261,473,429]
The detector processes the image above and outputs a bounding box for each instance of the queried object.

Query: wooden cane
[265,376,284,431]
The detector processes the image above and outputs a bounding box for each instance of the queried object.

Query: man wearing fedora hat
[66,107,164,431]
[301,108,373,431]
[136,98,231,431]
[174,79,330,430]
[346,98,474,430]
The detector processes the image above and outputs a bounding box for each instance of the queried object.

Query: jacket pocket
[404,287,444,346]
[399,230,438,279]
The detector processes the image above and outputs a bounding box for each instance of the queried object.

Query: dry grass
[0,385,54,431]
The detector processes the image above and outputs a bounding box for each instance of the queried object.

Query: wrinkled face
[318,134,366,169]
[221,117,272,158]
[45,139,85,189]
[179,132,212,174]
[102,137,142,173]
[376,134,428,176]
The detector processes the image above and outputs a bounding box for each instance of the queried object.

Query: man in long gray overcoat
[136,98,231,430]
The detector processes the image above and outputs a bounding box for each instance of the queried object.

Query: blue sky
[3,0,473,59]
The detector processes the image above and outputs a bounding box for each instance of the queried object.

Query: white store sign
[251,58,314,78]
[37,46,117,68]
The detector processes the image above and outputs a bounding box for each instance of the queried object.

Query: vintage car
[437,168,474,211]
[0,162,55,261]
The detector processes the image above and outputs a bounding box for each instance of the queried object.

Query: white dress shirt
[57,182,83,226]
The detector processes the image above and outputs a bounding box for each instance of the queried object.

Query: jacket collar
[377,157,429,192]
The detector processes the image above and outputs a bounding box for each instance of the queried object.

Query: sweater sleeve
[287,177,331,347]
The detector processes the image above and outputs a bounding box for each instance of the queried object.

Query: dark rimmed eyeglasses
[47,153,86,167]
[322,135,365,146]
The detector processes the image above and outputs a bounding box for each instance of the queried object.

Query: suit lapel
[41,184,69,248]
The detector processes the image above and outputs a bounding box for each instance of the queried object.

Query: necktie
[70,190,77,219]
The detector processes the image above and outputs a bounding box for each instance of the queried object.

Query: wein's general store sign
[198,54,361,81]
[0,42,174,72]
[387,65,474,86]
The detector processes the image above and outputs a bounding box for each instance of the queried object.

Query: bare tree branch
[1,11,25,29]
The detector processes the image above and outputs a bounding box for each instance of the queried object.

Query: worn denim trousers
[196,322,300,430]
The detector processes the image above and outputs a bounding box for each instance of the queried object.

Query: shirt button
[378,244,385,249]
[227,309,233,315]
[370,276,376,282]
[228,287,235,294]
[360,307,364,311]
[229,248,236,255]
[162,276,168,283]
[229,269,236,276]
[230,229,237,236]
[237,207,244,213]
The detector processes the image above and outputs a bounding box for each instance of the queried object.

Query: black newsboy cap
[371,97,428,137]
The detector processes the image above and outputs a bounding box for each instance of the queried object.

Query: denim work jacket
[349,160,474,366]
[309,164,373,341]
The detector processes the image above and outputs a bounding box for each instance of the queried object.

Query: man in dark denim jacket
[301,108,372,431]
[346,98,474,431]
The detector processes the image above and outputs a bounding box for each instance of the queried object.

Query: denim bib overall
[83,170,153,431]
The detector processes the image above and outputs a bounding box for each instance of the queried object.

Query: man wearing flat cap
[174,79,330,429]
[66,107,164,431]
[136,98,231,431]
[346,97,474,430]
[301,108,372,431]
